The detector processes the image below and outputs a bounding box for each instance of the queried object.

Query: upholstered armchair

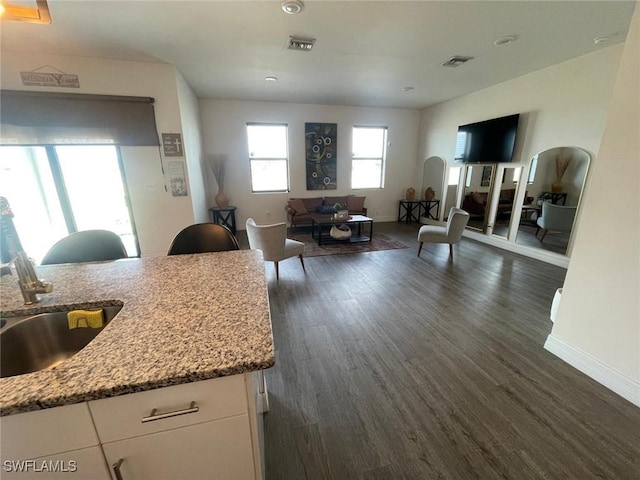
[246,218,306,281]
[417,207,470,261]
[536,202,577,241]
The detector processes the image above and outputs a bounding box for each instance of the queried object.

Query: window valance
[0,90,160,146]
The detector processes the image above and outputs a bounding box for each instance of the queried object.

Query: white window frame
[246,122,290,193]
[351,126,388,189]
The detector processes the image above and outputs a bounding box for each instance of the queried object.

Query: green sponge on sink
[67,309,105,329]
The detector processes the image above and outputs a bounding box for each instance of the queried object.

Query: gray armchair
[417,207,470,261]
[246,218,305,281]
[536,202,577,242]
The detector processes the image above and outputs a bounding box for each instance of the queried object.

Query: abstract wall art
[305,122,337,190]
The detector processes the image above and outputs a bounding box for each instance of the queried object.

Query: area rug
[289,232,409,257]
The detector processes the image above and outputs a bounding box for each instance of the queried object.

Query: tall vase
[215,189,229,207]
[551,180,564,193]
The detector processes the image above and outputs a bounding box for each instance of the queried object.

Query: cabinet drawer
[0,403,99,460]
[89,375,248,443]
[102,415,256,480]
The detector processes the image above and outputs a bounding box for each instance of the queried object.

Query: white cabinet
[101,416,255,480]
[88,373,263,480]
[0,403,110,479]
[1,373,265,480]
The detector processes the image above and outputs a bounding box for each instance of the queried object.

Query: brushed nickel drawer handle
[112,458,124,480]
[141,401,199,423]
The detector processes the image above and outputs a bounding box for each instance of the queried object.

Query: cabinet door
[101,415,256,480]
[1,446,110,480]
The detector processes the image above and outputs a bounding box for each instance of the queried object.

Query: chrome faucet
[13,251,53,305]
[1,196,53,304]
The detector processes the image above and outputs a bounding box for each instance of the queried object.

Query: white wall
[545,4,640,406]
[175,70,207,224]
[418,45,623,264]
[0,52,196,256]
[199,99,421,227]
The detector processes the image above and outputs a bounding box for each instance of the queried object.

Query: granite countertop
[0,250,274,416]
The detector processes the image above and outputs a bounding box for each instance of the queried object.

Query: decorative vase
[551,180,564,193]
[424,187,435,201]
[406,188,416,201]
[215,190,229,207]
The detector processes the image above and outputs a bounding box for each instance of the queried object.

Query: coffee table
[309,214,374,246]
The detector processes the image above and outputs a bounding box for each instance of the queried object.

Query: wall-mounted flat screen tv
[455,114,520,163]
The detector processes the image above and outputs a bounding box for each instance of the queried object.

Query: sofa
[462,189,527,217]
[285,195,367,228]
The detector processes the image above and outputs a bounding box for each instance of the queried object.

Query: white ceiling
[1,0,636,109]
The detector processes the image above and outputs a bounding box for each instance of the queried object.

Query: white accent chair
[417,207,470,261]
[246,218,306,281]
[536,202,577,242]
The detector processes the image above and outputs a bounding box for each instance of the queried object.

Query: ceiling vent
[441,56,474,68]
[288,36,315,52]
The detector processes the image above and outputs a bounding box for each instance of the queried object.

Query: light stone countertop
[0,250,274,416]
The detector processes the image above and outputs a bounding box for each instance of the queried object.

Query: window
[247,123,289,192]
[448,166,462,185]
[527,156,538,184]
[351,126,387,189]
[0,145,138,263]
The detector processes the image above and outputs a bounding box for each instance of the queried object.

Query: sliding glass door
[0,145,138,263]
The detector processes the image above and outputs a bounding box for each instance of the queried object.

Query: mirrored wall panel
[492,167,521,239]
[461,164,495,232]
[516,146,590,255]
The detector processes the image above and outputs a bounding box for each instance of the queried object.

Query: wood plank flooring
[239,222,640,480]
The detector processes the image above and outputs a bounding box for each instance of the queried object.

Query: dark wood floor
[243,222,640,480]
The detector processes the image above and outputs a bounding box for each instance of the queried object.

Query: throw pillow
[316,205,336,214]
[347,195,366,212]
[470,192,485,205]
[288,198,308,214]
[324,196,349,209]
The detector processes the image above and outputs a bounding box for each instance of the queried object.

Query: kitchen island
[0,250,273,479]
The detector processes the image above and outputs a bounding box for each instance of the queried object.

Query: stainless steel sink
[0,305,122,378]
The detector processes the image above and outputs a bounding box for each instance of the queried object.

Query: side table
[422,199,440,220]
[209,206,237,234]
[398,200,423,224]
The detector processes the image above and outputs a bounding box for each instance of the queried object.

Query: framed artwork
[481,166,493,187]
[305,123,337,190]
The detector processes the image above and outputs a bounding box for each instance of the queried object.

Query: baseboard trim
[544,334,640,407]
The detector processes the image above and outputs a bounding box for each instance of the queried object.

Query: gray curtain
[0,90,160,146]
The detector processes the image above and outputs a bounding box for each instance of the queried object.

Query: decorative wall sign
[168,161,188,197]
[20,65,79,88]
[162,133,184,157]
[481,166,493,186]
[305,123,337,190]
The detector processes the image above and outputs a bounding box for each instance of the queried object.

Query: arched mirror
[421,156,445,220]
[516,146,590,255]
[461,164,495,232]
[493,167,521,239]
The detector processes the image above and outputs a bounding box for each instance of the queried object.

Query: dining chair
[41,230,128,265]
[167,223,239,255]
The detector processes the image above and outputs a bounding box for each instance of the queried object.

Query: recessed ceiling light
[282,0,304,15]
[494,36,517,46]
[265,76,278,82]
[593,36,610,44]
[402,87,414,92]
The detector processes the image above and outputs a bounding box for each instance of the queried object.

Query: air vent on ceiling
[441,56,474,68]
[288,36,315,52]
